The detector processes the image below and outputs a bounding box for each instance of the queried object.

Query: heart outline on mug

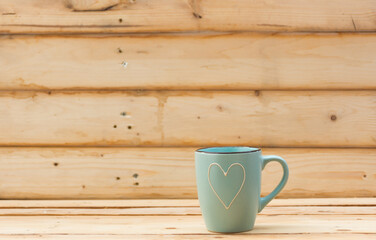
[208,163,246,210]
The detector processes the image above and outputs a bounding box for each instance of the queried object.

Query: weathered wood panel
[0,91,161,146]
[0,148,374,199]
[1,0,376,33]
[1,34,376,90]
[163,91,376,147]
[0,91,375,147]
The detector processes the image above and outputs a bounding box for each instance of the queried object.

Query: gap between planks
[0,206,374,216]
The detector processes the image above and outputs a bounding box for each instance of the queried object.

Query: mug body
[195,146,262,233]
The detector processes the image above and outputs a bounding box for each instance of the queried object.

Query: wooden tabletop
[0,198,374,239]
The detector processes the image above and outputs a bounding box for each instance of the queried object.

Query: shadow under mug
[195,146,289,233]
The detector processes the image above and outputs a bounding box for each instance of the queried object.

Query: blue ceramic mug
[195,146,289,233]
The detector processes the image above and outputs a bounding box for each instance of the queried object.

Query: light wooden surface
[0,148,374,199]
[0,235,372,240]
[0,91,375,147]
[1,0,376,34]
[0,198,374,239]
[1,34,376,90]
[0,235,373,240]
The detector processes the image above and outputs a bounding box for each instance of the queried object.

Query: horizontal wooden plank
[0,198,375,208]
[0,148,375,199]
[1,34,376,90]
[0,215,374,234]
[1,0,376,33]
[0,206,374,216]
[163,91,376,147]
[0,91,375,147]
[0,234,373,240]
[0,92,161,146]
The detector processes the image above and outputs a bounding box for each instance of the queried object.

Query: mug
[195,146,289,233]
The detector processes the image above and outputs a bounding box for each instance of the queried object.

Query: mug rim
[196,146,261,154]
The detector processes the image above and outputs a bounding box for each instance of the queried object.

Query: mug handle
[258,155,289,212]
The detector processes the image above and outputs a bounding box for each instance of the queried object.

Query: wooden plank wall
[0,0,375,199]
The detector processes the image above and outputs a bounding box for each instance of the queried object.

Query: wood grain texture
[0,199,374,239]
[0,91,160,146]
[0,215,374,234]
[1,0,376,33]
[0,148,374,199]
[0,91,375,147]
[163,91,376,147]
[1,34,376,90]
